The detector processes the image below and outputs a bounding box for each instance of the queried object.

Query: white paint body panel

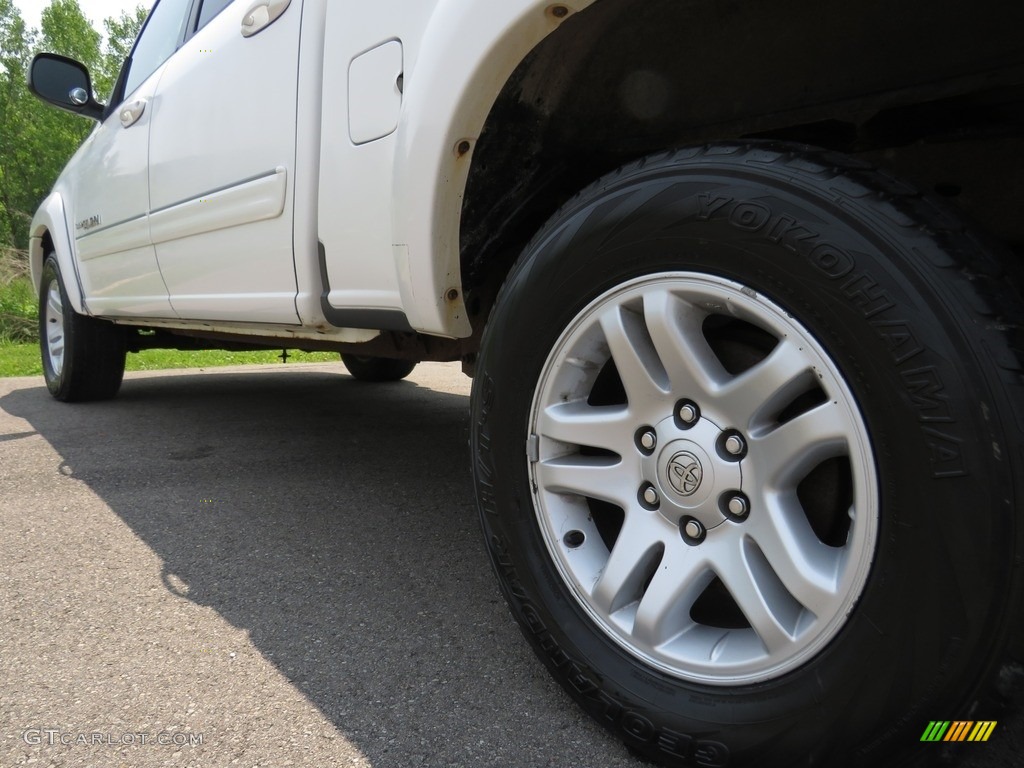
[392,0,575,336]
[29,194,83,315]
[147,0,301,324]
[67,70,176,318]
[31,0,595,341]
[314,0,437,322]
[317,0,592,337]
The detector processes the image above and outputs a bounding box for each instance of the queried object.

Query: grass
[0,342,341,378]
[0,250,36,344]
[0,249,339,378]
[0,342,42,377]
[0,277,35,344]
[124,348,339,371]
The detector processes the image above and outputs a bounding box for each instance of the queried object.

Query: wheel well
[459,0,1024,335]
[33,229,56,289]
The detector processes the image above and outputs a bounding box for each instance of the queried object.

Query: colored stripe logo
[920,721,997,742]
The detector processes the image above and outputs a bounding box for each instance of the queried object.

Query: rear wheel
[340,354,416,382]
[39,255,126,402]
[471,144,1024,767]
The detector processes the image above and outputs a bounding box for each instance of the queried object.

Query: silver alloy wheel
[44,279,65,378]
[529,272,877,685]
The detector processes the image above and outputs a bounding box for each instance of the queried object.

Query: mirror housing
[27,53,104,121]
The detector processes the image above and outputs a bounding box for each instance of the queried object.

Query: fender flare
[391,0,594,337]
[29,192,87,316]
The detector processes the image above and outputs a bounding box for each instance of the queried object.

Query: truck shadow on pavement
[1,365,640,768]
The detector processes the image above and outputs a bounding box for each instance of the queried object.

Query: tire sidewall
[472,154,1017,766]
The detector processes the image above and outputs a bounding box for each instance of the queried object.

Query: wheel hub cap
[667,450,702,496]
[649,417,738,531]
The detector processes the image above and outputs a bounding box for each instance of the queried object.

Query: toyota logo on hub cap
[668,451,703,496]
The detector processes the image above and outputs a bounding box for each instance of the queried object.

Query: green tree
[0,0,35,250]
[18,0,103,236]
[41,0,100,68]
[97,5,149,99]
[0,0,147,252]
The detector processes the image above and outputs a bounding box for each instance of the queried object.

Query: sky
[13,0,153,37]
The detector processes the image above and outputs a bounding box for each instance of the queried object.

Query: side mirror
[27,53,104,121]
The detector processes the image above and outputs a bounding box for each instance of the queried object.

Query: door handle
[241,0,291,37]
[119,99,146,128]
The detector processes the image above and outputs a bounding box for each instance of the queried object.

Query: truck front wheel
[470,144,1024,767]
[39,255,126,402]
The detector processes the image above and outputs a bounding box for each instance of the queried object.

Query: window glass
[197,0,234,31]
[123,0,192,97]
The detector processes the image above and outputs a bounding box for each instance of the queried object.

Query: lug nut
[675,399,701,430]
[724,434,746,456]
[718,430,748,461]
[639,483,661,509]
[680,517,707,545]
[728,495,749,518]
[639,429,657,452]
[720,491,751,522]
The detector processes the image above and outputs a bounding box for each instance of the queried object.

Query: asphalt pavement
[0,361,1018,767]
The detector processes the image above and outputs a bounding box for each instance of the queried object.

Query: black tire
[470,143,1024,768]
[39,255,126,402]
[340,354,417,382]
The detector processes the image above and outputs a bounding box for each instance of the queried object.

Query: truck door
[147,0,302,324]
[69,0,196,318]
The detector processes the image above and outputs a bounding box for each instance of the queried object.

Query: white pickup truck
[27,1,1024,765]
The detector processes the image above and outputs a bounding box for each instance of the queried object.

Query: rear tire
[39,255,126,402]
[471,143,1024,767]
[340,354,416,382]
